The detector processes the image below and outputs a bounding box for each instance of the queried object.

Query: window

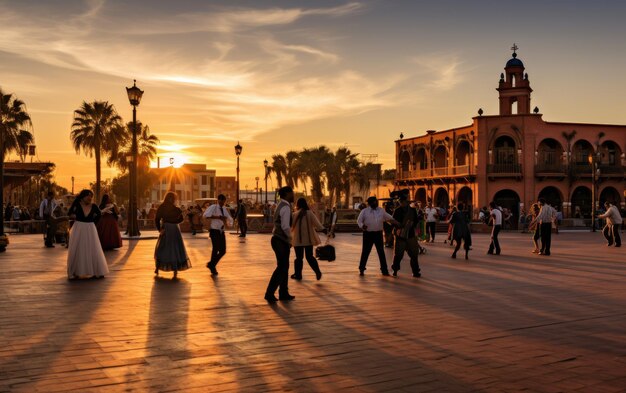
[201,175,208,185]
[202,191,207,198]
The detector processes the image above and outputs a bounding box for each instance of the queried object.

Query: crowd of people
[5,185,622,302]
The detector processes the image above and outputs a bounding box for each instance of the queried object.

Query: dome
[506,53,524,68]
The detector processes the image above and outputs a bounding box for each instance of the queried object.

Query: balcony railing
[598,164,625,175]
[487,163,522,175]
[535,163,566,175]
[397,165,476,180]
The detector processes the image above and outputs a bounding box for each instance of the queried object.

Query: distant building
[215,176,236,202]
[149,164,215,206]
[395,47,625,225]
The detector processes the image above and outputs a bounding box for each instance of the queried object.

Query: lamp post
[588,153,596,232]
[71,176,75,195]
[235,142,242,205]
[263,159,269,204]
[126,79,144,237]
[255,176,259,203]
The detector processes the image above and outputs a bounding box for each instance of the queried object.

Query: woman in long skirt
[154,192,191,279]
[67,189,110,279]
[96,194,123,250]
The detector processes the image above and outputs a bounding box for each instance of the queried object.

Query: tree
[285,150,304,189]
[16,130,34,162]
[70,101,125,200]
[296,146,332,202]
[270,154,287,189]
[112,121,159,173]
[382,169,396,180]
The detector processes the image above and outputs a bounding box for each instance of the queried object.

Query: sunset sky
[1,0,626,192]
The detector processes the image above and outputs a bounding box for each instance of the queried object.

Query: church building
[395,46,625,226]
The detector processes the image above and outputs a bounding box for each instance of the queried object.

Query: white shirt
[357,206,394,232]
[39,199,57,218]
[490,208,502,226]
[277,199,292,240]
[599,205,623,225]
[425,207,438,222]
[203,203,234,231]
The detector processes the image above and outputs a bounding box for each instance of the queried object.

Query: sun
[151,152,188,168]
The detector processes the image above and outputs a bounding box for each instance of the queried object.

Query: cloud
[412,54,465,91]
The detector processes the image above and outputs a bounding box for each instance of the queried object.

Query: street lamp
[71,176,75,195]
[263,159,269,204]
[588,153,596,232]
[255,176,260,203]
[235,142,242,205]
[126,79,144,237]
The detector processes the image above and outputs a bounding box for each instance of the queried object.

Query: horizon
[2,0,626,193]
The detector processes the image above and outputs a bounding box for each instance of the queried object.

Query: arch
[572,139,594,165]
[457,186,472,209]
[537,138,564,168]
[400,150,410,172]
[434,188,449,209]
[415,147,428,170]
[493,135,517,165]
[599,140,622,167]
[538,186,563,209]
[455,140,471,166]
[571,186,592,218]
[433,145,447,168]
[415,188,427,205]
[599,186,621,206]
[493,189,520,229]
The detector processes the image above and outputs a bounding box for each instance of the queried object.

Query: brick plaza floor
[0,230,625,392]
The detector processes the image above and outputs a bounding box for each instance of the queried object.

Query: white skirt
[67,221,110,278]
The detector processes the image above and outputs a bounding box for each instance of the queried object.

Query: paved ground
[0,230,625,393]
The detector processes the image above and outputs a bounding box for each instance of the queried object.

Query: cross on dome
[511,43,519,58]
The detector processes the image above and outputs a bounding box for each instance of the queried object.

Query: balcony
[535,163,566,177]
[598,164,626,177]
[487,163,522,178]
[397,165,476,181]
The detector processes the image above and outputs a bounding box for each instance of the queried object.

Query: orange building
[395,47,625,226]
[215,176,236,202]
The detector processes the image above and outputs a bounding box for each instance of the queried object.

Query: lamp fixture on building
[235,141,242,206]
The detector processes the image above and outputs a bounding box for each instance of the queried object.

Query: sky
[1,0,626,192]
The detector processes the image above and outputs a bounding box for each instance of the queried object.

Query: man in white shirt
[598,201,622,247]
[487,201,502,255]
[39,191,57,248]
[357,196,399,276]
[424,203,438,242]
[265,186,296,302]
[203,194,233,275]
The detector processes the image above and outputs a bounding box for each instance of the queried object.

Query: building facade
[215,176,236,202]
[395,48,626,225]
[150,164,216,206]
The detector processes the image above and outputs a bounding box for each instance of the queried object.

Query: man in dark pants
[39,191,57,248]
[537,198,555,256]
[202,194,233,275]
[357,196,399,276]
[235,199,247,237]
[265,186,296,302]
[487,201,502,255]
[391,192,421,278]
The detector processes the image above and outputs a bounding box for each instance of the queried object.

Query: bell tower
[497,44,532,115]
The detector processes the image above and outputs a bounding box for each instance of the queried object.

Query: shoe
[413,273,421,278]
[279,294,295,301]
[45,244,55,248]
[290,274,302,280]
[315,271,322,281]
[359,270,364,276]
[465,253,469,260]
[616,244,621,247]
[495,252,501,255]
[451,253,457,259]
[607,243,614,247]
[264,294,278,303]
[392,269,398,277]
[543,252,550,256]
[487,251,494,255]
[210,268,218,275]
[532,249,539,254]
[154,268,159,275]
[382,272,391,276]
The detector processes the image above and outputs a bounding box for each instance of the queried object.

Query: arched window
[494,136,517,165]
[400,150,410,172]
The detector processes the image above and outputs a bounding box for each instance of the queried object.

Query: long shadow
[137,276,192,391]
[0,239,138,391]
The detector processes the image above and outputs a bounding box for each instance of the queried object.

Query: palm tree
[112,121,159,172]
[297,146,332,202]
[0,89,32,246]
[16,130,34,162]
[70,101,125,200]
[270,154,287,189]
[285,150,303,189]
